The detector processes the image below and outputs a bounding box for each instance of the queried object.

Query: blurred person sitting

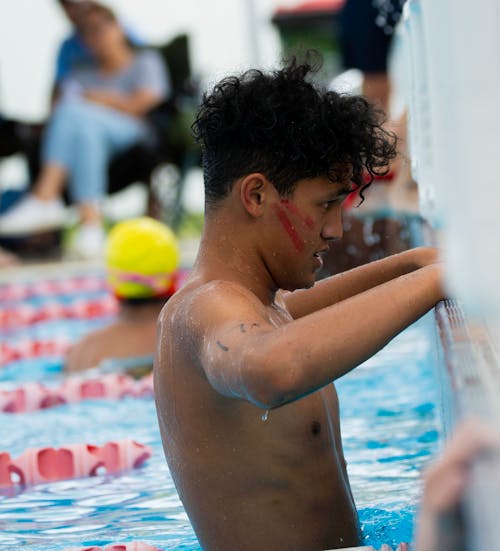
[0,2,169,258]
[53,0,144,101]
[0,0,143,171]
[65,216,180,372]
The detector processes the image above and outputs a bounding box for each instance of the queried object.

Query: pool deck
[0,236,200,284]
[0,257,104,283]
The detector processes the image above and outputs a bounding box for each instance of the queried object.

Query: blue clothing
[54,34,93,86]
[43,98,147,202]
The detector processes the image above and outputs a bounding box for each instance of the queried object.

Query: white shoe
[70,223,106,260]
[0,195,67,236]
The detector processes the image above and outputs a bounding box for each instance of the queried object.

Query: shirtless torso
[154,170,443,551]
[155,279,360,551]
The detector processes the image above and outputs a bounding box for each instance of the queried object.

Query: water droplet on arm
[261,409,269,422]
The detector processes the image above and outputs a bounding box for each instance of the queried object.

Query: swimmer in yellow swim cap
[65,217,181,373]
[106,216,180,300]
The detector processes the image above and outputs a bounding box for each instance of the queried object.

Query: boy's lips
[313,250,327,268]
[312,247,330,269]
[314,246,330,257]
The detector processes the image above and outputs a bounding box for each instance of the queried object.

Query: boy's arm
[195,264,444,410]
[284,246,439,319]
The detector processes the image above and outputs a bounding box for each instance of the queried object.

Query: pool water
[0,275,441,550]
[338,311,441,548]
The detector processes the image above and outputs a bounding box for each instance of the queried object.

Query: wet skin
[156,293,359,551]
[155,175,444,550]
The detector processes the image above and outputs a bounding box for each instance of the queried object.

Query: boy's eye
[323,196,345,209]
[321,200,338,211]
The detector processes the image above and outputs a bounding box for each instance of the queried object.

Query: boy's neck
[196,215,278,306]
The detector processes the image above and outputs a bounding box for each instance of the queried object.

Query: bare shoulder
[158,279,266,342]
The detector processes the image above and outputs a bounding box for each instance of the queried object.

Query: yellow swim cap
[105,217,180,299]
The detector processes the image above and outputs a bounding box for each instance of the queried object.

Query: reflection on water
[0,311,440,550]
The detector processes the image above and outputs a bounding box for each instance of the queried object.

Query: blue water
[0,279,441,550]
[337,312,441,548]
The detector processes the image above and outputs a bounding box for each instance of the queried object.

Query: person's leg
[32,164,67,200]
[0,99,145,245]
[58,99,147,258]
[63,99,147,224]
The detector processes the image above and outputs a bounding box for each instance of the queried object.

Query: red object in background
[274,0,345,16]
[0,295,119,331]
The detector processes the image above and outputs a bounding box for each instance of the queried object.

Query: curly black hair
[192,56,397,208]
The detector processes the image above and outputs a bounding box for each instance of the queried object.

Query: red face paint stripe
[280,200,315,229]
[273,205,304,252]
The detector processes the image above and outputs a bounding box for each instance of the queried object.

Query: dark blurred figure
[339,0,405,111]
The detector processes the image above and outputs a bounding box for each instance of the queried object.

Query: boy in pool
[155,59,445,550]
[66,217,179,372]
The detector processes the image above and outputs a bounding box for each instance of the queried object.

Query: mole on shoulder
[311,421,321,435]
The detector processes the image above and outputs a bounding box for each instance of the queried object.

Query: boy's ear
[239,173,275,217]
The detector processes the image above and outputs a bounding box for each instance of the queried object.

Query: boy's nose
[321,208,343,242]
